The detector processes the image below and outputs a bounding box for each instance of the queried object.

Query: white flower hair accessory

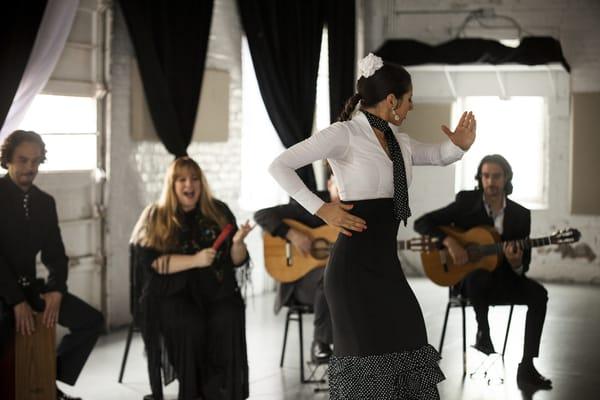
[358,53,384,78]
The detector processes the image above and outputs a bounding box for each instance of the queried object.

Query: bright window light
[312,28,331,190]
[15,94,98,171]
[19,94,97,134]
[240,29,331,211]
[500,39,520,48]
[240,38,288,211]
[39,134,97,171]
[315,29,330,133]
[454,96,547,209]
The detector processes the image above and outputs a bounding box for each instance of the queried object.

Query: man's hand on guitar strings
[442,236,469,265]
[503,241,524,269]
[286,228,312,257]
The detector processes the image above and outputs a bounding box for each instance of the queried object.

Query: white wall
[364,0,600,284]
[364,0,600,92]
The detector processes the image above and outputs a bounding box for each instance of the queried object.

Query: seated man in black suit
[0,130,104,400]
[414,154,551,389]
[254,174,338,363]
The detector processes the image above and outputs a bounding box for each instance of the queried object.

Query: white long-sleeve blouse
[268,111,465,215]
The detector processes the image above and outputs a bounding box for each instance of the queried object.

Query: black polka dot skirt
[324,198,444,399]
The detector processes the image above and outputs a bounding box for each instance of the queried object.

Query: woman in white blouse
[269,54,476,399]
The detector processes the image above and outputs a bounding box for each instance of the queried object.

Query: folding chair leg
[502,305,514,358]
[439,302,451,355]
[280,310,292,367]
[298,311,305,383]
[118,323,135,383]
[461,304,467,376]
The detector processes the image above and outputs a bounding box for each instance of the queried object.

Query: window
[239,38,288,211]
[313,28,330,190]
[240,29,330,211]
[16,94,97,171]
[453,96,547,209]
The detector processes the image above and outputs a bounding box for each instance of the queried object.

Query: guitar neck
[398,240,408,250]
[479,236,553,256]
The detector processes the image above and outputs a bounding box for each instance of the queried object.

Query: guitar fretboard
[478,236,553,256]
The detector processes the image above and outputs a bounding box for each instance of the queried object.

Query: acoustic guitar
[421,226,581,287]
[263,219,432,283]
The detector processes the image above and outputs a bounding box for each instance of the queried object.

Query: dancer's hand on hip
[316,201,367,237]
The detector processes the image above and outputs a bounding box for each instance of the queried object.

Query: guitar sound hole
[311,238,331,260]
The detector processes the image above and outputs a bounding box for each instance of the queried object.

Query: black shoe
[472,330,495,355]
[311,340,332,363]
[517,362,552,389]
[57,387,82,400]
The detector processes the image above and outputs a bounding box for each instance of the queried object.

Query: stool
[279,303,327,388]
[439,287,514,377]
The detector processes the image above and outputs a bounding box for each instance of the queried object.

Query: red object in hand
[212,224,234,250]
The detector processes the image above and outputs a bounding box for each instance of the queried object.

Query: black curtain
[0,1,47,133]
[376,36,570,71]
[119,0,214,157]
[327,0,356,123]
[237,0,326,190]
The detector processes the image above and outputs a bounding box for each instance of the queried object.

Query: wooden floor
[59,278,600,399]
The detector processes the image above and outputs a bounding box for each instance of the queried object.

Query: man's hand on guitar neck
[286,228,312,257]
[442,236,469,265]
[503,241,524,270]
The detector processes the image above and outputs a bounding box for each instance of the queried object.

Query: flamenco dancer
[269,53,476,398]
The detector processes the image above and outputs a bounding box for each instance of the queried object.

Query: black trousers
[463,268,548,359]
[292,268,333,345]
[56,292,104,385]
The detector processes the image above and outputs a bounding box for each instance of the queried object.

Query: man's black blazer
[0,175,69,305]
[413,190,531,275]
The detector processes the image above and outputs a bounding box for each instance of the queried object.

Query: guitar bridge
[285,241,292,266]
[440,251,449,273]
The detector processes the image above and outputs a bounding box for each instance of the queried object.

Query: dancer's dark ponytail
[337,93,362,122]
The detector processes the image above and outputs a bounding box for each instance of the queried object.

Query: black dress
[133,202,249,400]
[325,199,444,399]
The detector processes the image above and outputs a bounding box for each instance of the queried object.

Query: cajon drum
[13,313,57,400]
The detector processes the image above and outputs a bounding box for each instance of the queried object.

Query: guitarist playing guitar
[414,154,552,389]
[254,172,338,363]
